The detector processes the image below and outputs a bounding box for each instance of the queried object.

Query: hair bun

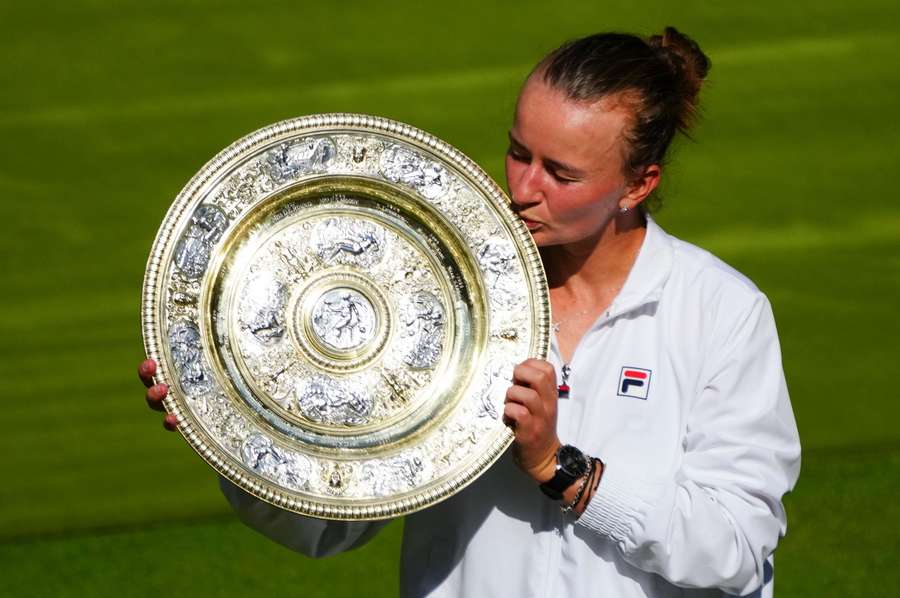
[648,26,711,130]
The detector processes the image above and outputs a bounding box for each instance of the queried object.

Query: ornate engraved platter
[142,114,549,520]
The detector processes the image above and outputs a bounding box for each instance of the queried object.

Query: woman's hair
[535,27,711,210]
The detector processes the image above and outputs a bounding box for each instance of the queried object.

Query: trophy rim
[141,113,550,520]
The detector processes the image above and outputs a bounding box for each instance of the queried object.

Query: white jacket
[220,217,801,597]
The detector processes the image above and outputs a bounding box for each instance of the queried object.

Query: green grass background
[1,0,898,596]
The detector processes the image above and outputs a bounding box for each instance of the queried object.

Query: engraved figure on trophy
[311,289,378,352]
[168,321,212,393]
[165,276,201,320]
[312,217,386,269]
[173,204,229,279]
[360,453,426,497]
[322,461,354,496]
[332,135,384,174]
[266,136,336,182]
[478,238,524,309]
[401,292,445,369]
[216,162,275,218]
[240,273,287,345]
[327,230,379,261]
[296,375,374,426]
[477,239,515,289]
[273,239,316,282]
[241,434,311,490]
[380,367,421,407]
[380,144,425,187]
[380,144,450,200]
[261,363,294,410]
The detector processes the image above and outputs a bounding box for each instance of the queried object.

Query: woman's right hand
[138,359,178,431]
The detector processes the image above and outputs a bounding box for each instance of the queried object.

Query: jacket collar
[548,215,675,363]
[605,214,674,320]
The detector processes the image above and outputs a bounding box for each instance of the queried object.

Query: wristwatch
[539,444,590,500]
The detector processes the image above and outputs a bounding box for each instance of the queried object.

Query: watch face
[558,445,588,477]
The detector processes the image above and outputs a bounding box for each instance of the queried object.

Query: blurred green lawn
[1,1,898,596]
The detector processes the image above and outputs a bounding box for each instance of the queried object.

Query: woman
[140,28,801,597]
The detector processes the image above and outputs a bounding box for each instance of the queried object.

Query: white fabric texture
[219,217,801,597]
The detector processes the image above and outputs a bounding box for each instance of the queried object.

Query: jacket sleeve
[576,293,801,596]
[219,476,392,557]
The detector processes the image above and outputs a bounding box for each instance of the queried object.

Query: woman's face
[505,77,634,249]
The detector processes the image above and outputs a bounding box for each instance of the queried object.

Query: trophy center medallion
[291,270,392,373]
[310,287,378,352]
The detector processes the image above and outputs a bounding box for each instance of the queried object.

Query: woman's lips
[519,217,542,230]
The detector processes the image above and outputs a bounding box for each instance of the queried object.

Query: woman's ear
[619,164,661,211]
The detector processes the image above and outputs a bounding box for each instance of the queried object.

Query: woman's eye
[507,146,529,162]
[551,171,577,184]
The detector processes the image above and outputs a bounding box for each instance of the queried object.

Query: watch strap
[539,445,588,500]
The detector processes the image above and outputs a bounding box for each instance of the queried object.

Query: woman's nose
[510,163,543,206]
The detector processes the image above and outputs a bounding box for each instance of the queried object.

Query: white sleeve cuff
[575,462,662,549]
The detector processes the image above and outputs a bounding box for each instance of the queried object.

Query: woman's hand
[138,359,178,431]
[503,358,562,484]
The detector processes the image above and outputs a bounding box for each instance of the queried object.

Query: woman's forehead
[513,78,630,168]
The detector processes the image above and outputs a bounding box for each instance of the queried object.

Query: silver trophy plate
[142,114,549,520]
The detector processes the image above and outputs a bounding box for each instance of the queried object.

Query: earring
[619,206,629,214]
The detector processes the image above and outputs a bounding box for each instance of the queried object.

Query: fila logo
[618,367,652,400]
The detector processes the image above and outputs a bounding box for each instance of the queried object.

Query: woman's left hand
[503,358,562,484]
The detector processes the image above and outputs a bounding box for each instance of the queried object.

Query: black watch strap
[539,445,589,500]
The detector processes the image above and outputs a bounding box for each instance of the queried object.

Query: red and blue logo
[618,367,652,400]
